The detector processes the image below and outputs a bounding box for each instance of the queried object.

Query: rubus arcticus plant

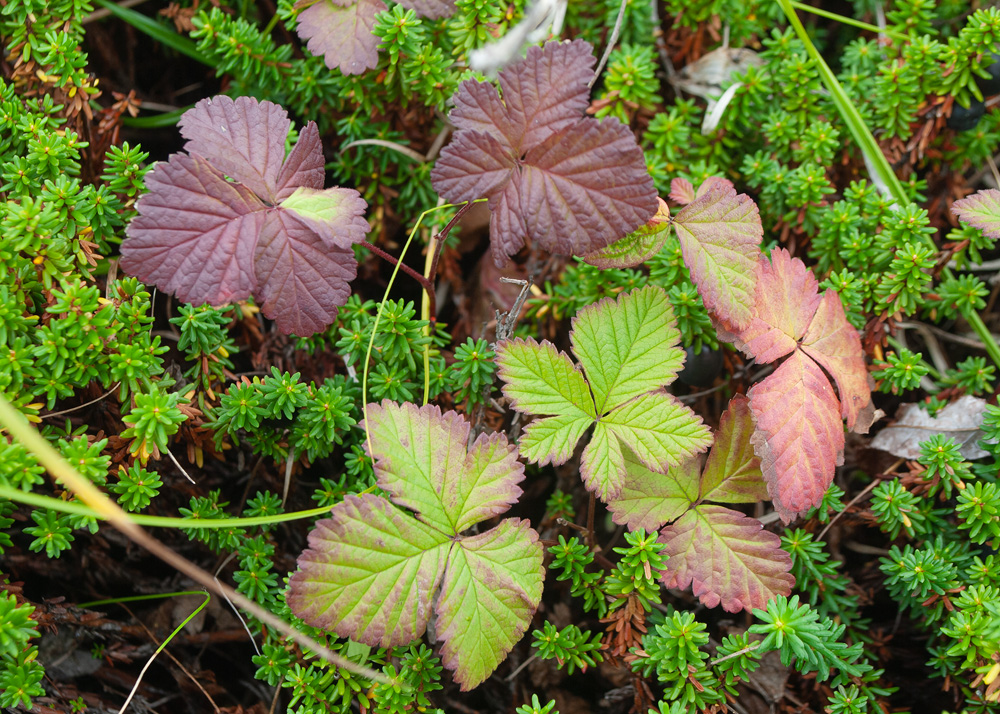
[7,2,1000,714]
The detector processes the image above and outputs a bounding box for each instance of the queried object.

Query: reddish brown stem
[361,240,433,293]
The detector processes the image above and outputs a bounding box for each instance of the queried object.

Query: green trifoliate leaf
[437,519,544,690]
[287,494,451,646]
[495,338,596,421]
[497,286,711,502]
[365,402,522,533]
[607,450,701,532]
[602,391,712,473]
[570,285,684,413]
[288,402,543,689]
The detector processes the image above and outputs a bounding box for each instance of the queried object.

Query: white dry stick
[469,0,567,77]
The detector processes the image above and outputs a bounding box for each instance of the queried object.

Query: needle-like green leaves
[496,286,711,502]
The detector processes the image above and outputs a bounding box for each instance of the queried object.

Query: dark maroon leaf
[432,40,657,267]
[119,153,267,306]
[121,96,368,336]
[178,95,291,202]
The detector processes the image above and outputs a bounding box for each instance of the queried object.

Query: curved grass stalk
[0,485,332,529]
[79,591,211,714]
[776,0,1000,371]
[0,394,389,686]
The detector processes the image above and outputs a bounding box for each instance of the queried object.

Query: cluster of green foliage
[3,0,1000,712]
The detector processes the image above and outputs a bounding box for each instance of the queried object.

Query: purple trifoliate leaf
[254,209,360,336]
[178,95,291,203]
[432,40,657,267]
[119,153,267,306]
[296,0,385,75]
[121,96,368,337]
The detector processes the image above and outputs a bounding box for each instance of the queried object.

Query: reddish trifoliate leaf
[121,96,368,336]
[669,176,734,206]
[287,494,451,647]
[719,249,873,517]
[583,198,672,269]
[659,504,794,613]
[606,450,701,532]
[800,291,872,431]
[728,249,821,363]
[177,95,322,203]
[432,40,657,267]
[952,188,1000,239]
[497,286,711,502]
[749,350,845,521]
[295,0,385,75]
[699,395,767,504]
[364,402,523,533]
[436,519,544,690]
[289,403,543,689]
[669,177,696,205]
[607,396,766,531]
[672,182,762,331]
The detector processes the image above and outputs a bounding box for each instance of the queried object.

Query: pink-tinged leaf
[178,95,291,202]
[296,0,385,75]
[659,504,794,613]
[952,188,1000,239]
[580,421,626,501]
[749,351,845,521]
[800,291,872,431]
[729,249,822,363]
[695,176,735,199]
[499,39,596,150]
[287,494,451,647]
[436,519,544,690]
[607,450,701,532]
[279,186,369,249]
[673,183,762,331]
[274,121,325,200]
[699,395,767,504]
[570,285,684,413]
[582,198,672,269]
[503,119,657,260]
[395,0,455,20]
[431,41,657,267]
[364,402,524,534]
[427,130,515,202]
[119,153,266,306]
[254,210,358,336]
[669,178,695,205]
